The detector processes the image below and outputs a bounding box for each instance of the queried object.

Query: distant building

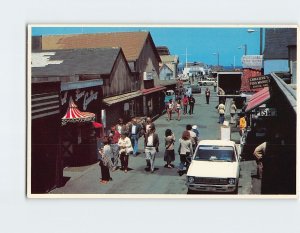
[156,46,170,56]
[159,55,179,79]
[159,64,173,80]
[263,28,297,80]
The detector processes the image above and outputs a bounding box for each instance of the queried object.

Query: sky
[31,26,264,67]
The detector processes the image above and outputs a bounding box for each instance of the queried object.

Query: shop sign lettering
[256,108,277,117]
[249,76,270,89]
[83,90,98,110]
[61,92,68,105]
[75,89,85,101]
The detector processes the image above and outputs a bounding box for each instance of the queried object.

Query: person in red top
[182,95,189,115]
[109,125,121,171]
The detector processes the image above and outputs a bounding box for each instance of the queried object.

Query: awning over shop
[62,98,95,125]
[245,87,270,112]
[140,85,166,95]
[103,91,142,106]
[92,121,103,128]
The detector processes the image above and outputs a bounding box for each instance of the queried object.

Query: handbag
[126,146,133,154]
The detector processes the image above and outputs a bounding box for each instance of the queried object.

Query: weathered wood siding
[135,37,160,89]
[102,52,138,97]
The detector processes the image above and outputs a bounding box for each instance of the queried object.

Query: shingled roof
[263,28,297,59]
[40,31,160,62]
[31,47,121,77]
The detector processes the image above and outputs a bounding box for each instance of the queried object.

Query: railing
[270,72,297,113]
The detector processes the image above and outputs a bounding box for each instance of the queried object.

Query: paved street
[51,86,257,195]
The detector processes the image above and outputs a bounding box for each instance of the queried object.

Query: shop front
[141,86,166,118]
[60,84,103,167]
[243,73,296,194]
[31,81,62,194]
[102,91,143,131]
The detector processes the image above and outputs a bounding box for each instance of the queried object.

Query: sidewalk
[50,86,258,195]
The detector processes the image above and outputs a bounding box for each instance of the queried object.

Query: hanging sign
[242,55,263,69]
[249,76,270,89]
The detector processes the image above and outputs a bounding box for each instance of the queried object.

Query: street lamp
[247,28,263,55]
[238,44,247,55]
[212,52,219,66]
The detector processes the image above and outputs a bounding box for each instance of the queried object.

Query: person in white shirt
[186,124,197,151]
[144,124,159,173]
[167,99,174,121]
[118,133,133,173]
[218,101,226,124]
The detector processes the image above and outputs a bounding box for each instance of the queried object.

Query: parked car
[190,84,201,93]
[198,80,215,86]
[186,140,241,194]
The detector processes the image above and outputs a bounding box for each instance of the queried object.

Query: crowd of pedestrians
[97,85,248,184]
[97,115,202,184]
[166,94,197,121]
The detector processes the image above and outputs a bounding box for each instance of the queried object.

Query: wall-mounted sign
[124,102,129,111]
[143,72,153,80]
[75,89,85,101]
[242,55,263,69]
[61,88,99,110]
[256,107,277,117]
[249,76,270,89]
[83,90,98,111]
[61,91,68,105]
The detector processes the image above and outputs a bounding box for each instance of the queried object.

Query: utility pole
[181,48,191,68]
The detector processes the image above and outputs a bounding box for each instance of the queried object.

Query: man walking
[217,101,226,124]
[213,81,217,92]
[188,95,196,115]
[205,88,211,104]
[128,117,142,156]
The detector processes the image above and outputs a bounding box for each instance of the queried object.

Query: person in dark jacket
[188,95,196,115]
[144,124,159,173]
[98,137,113,184]
[128,117,142,156]
[205,88,211,104]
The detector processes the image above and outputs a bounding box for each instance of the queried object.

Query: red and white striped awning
[62,98,95,125]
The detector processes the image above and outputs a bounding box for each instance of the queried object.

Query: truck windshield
[194,146,236,162]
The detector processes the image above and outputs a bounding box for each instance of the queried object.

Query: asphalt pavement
[50,86,258,195]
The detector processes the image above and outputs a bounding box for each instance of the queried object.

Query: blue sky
[32,26,264,67]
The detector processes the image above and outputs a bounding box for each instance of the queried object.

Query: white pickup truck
[198,80,216,86]
[186,140,241,194]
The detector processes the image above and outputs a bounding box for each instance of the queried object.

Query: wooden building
[33,31,165,118]
[263,28,297,75]
[31,80,62,193]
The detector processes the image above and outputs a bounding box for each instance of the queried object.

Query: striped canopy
[62,97,95,125]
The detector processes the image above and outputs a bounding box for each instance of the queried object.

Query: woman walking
[182,95,189,115]
[144,124,159,173]
[167,99,174,121]
[175,99,182,121]
[178,131,193,176]
[118,133,133,173]
[98,137,113,184]
[164,129,175,168]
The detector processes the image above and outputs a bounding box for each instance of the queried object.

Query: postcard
[27,24,298,198]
